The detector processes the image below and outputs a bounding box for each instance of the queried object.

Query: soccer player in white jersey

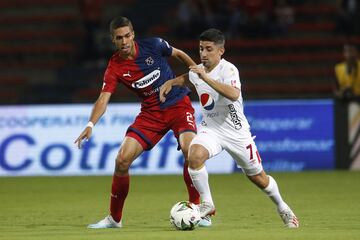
[160,28,299,228]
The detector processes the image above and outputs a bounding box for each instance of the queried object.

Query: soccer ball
[170,201,201,230]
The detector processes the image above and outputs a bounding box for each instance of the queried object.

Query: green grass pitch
[0,171,359,240]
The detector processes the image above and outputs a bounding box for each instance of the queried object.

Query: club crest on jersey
[145,57,154,66]
[200,93,215,110]
[131,69,160,89]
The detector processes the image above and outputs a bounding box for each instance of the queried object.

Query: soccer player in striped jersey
[75,16,202,228]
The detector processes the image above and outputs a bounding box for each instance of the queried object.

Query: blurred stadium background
[0,0,359,104]
[0,0,358,173]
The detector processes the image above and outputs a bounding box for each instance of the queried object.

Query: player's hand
[74,127,92,149]
[189,65,207,79]
[159,81,173,102]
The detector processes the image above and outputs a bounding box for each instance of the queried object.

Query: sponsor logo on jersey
[228,104,242,130]
[131,69,160,89]
[200,93,215,110]
[143,87,159,96]
[206,112,219,118]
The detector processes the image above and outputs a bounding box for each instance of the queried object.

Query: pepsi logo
[200,93,215,110]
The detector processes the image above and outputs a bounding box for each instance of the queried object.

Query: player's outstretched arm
[171,47,197,67]
[74,92,111,149]
[159,74,190,103]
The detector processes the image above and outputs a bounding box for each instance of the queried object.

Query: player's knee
[188,149,207,169]
[115,153,132,174]
[115,160,130,174]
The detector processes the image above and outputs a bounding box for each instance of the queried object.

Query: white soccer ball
[170,201,201,230]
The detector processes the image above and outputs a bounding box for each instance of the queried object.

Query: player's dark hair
[109,16,133,35]
[199,28,225,47]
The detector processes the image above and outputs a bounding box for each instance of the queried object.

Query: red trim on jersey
[256,150,262,163]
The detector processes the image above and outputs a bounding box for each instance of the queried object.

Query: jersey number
[246,144,261,163]
[186,112,195,128]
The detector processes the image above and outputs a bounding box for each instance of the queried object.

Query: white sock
[188,166,214,206]
[262,175,289,212]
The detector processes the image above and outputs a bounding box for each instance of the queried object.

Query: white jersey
[189,58,251,139]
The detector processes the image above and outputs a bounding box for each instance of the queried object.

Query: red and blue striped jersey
[102,37,190,110]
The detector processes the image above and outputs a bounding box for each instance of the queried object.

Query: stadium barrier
[347,101,360,170]
[0,100,335,177]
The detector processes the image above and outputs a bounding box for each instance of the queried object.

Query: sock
[188,166,214,206]
[183,163,200,204]
[110,174,129,223]
[262,175,289,212]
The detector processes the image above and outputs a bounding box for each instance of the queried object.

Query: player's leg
[188,143,215,215]
[188,143,214,227]
[227,138,299,228]
[111,136,144,219]
[247,171,287,210]
[188,143,212,208]
[88,137,143,228]
[178,131,201,204]
[169,96,200,205]
[247,171,299,228]
[188,130,222,216]
[88,136,143,229]
[248,171,300,228]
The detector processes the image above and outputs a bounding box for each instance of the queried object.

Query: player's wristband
[86,121,94,128]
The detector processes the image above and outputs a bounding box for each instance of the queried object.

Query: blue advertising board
[0,99,334,176]
[244,99,334,171]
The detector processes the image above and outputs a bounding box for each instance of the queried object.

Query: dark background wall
[0,0,359,105]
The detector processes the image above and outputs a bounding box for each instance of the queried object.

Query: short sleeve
[155,37,172,57]
[188,70,197,85]
[222,63,241,89]
[102,62,118,93]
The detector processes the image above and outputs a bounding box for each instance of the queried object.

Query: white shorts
[190,127,263,176]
